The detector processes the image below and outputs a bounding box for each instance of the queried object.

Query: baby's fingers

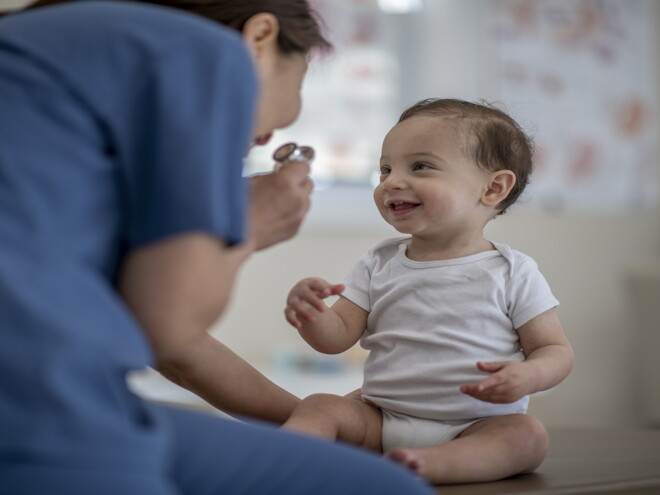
[476,374,503,392]
[284,307,302,329]
[286,295,323,324]
[459,383,480,397]
[289,284,327,312]
[328,283,345,296]
[285,278,344,329]
[477,361,506,373]
[306,279,344,300]
[460,373,504,396]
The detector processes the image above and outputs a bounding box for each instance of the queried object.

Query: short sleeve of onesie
[341,258,371,311]
[342,237,411,312]
[341,245,382,312]
[505,253,559,329]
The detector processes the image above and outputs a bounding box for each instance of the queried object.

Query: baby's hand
[459,361,532,404]
[285,277,345,329]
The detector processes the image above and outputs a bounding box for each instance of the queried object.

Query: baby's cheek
[426,196,457,217]
[373,190,387,215]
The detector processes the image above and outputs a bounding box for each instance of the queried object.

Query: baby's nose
[382,171,407,189]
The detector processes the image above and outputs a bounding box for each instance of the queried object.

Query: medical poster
[246,0,658,213]
[487,0,658,212]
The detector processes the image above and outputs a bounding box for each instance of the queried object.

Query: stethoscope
[272,142,315,170]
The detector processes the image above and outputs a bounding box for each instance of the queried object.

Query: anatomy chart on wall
[487,0,658,212]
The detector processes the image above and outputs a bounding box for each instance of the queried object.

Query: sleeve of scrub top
[116,31,257,249]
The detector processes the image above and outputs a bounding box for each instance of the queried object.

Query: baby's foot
[386,448,424,477]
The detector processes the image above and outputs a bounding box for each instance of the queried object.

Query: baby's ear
[482,170,516,208]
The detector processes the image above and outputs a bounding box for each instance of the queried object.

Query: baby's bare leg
[283,393,383,451]
[387,414,548,485]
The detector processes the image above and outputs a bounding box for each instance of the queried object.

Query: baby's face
[373,115,492,240]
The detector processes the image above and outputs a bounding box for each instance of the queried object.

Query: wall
[0,0,29,10]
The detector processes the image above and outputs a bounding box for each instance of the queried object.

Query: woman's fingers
[249,162,313,250]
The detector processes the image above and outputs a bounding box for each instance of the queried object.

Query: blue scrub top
[0,1,256,471]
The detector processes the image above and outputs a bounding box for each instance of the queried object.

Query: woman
[0,1,433,493]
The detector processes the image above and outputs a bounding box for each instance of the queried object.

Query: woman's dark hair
[399,98,534,215]
[21,0,332,56]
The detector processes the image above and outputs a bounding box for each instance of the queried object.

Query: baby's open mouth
[388,201,420,214]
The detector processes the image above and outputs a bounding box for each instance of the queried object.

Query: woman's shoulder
[0,2,246,62]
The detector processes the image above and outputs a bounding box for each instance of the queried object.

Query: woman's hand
[248,161,313,251]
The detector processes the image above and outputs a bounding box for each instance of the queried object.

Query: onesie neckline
[396,240,502,269]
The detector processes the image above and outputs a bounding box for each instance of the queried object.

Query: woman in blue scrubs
[0,1,433,493]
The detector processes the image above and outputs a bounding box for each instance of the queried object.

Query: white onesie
[341,237,559,449]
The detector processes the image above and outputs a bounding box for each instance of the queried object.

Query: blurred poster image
[245,0,657,213]
[490,0,658,212]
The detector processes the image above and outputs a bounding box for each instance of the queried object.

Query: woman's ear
[242,13,280,58]
[482,170,516,208]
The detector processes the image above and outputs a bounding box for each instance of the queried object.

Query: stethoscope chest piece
[273,142,315,169]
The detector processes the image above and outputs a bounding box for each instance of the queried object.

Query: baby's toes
[386,448,423,476]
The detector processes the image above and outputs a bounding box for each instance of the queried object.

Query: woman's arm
[117,233,299,422]
[117,163,314,423]
[158,332,300,423]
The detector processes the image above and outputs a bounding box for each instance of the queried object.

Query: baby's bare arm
[461,308,574,403]
[517,308,574,391]
[285,278,367,354]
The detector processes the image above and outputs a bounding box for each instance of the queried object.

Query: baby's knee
[294,393,346,416]
[524,416,549,451]
[515,415,549,471]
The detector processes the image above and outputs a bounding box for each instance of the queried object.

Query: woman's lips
[254,133,273,146]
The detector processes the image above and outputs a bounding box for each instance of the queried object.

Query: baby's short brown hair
[399,98,534,215]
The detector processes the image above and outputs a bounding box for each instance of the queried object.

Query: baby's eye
[412,162,431,171]
[379,165,391,175]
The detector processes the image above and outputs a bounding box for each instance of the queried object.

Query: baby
[282,98,574,485]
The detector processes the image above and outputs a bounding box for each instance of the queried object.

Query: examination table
[435,427,660,494]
